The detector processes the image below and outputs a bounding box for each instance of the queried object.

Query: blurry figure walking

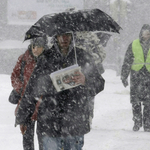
[121,24,150,132]
[75,31,107,74]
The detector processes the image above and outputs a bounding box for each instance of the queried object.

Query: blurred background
[0,0,149,75]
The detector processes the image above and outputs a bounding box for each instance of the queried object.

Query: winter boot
[143,119,150,132]
[133,120,142,131]
[144,127,150,132]
[143,104,150,132]
[132,102,142,131]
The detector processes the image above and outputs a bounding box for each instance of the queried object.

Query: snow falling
[1,69,150,150]
[1,1,150,150]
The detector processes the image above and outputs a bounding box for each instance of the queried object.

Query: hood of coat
[28,44,48,62]
[139,24,150,44]
[51,34,74,57]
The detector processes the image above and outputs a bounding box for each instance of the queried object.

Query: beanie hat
[31,36,47,47]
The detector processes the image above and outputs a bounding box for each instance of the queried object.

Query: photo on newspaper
[50,64,81,92]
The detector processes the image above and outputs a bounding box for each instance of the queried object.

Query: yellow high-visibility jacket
[131,39,150,72]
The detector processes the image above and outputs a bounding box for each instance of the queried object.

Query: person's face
[32,45,44,57]
[142,30,150,42]
[57,33,72,50]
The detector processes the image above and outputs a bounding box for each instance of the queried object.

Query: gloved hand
[122,79,128,87]
[20,124,27,135]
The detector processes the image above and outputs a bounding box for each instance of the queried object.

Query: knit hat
[31,36,47,47]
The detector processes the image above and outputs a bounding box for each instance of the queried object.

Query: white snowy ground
[1,69,150,150]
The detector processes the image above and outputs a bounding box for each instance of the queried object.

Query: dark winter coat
[15,41,105,137]
[121,24,150,104]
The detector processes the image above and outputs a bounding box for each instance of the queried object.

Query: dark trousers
[23,121,35,150]
[23,121,43,150]
[143,103,150,129]
[132,102,150,129]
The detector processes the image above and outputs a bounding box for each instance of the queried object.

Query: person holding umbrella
[11,36,48,150]
[74,31,107,126]
[121,24,150,132]
[15,32,105,150]
[75,31,107,74]
[14,8,121,150]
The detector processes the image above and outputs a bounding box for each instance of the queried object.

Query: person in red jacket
[11,36,47,150]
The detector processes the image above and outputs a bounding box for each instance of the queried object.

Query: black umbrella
[24,8,121,40]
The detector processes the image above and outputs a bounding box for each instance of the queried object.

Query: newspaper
[50,64,81,92]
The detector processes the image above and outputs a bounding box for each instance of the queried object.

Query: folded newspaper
[50,64,81,92]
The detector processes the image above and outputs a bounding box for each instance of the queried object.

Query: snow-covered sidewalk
[1,69,150,150]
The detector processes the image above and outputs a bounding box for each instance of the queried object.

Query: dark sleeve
[85,71,105,96]
[121,43,134,80]
[79,50,105,96]
[15,56,56,125]
[32,74,57,97]
[15,59,43,125]
[15,95,36,125]
[15,68,45,125]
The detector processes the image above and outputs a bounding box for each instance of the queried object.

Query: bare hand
[72,71,85,85]
[20,124,27,135]
[31,111,38,121]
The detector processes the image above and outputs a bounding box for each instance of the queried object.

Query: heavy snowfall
[1,0,150,150]
[1,69,150,150]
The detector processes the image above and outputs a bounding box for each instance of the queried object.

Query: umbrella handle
[71,32,78,65]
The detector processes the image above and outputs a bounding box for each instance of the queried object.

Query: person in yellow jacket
[121,24,150,132]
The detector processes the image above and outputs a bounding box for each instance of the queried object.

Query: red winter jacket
[11,47,40,119]
[11,48,36,95]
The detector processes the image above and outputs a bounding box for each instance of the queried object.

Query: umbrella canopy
[75,31,112,48]
[24,8,121,41]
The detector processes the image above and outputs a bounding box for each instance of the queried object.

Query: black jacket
[16,44,105,137]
